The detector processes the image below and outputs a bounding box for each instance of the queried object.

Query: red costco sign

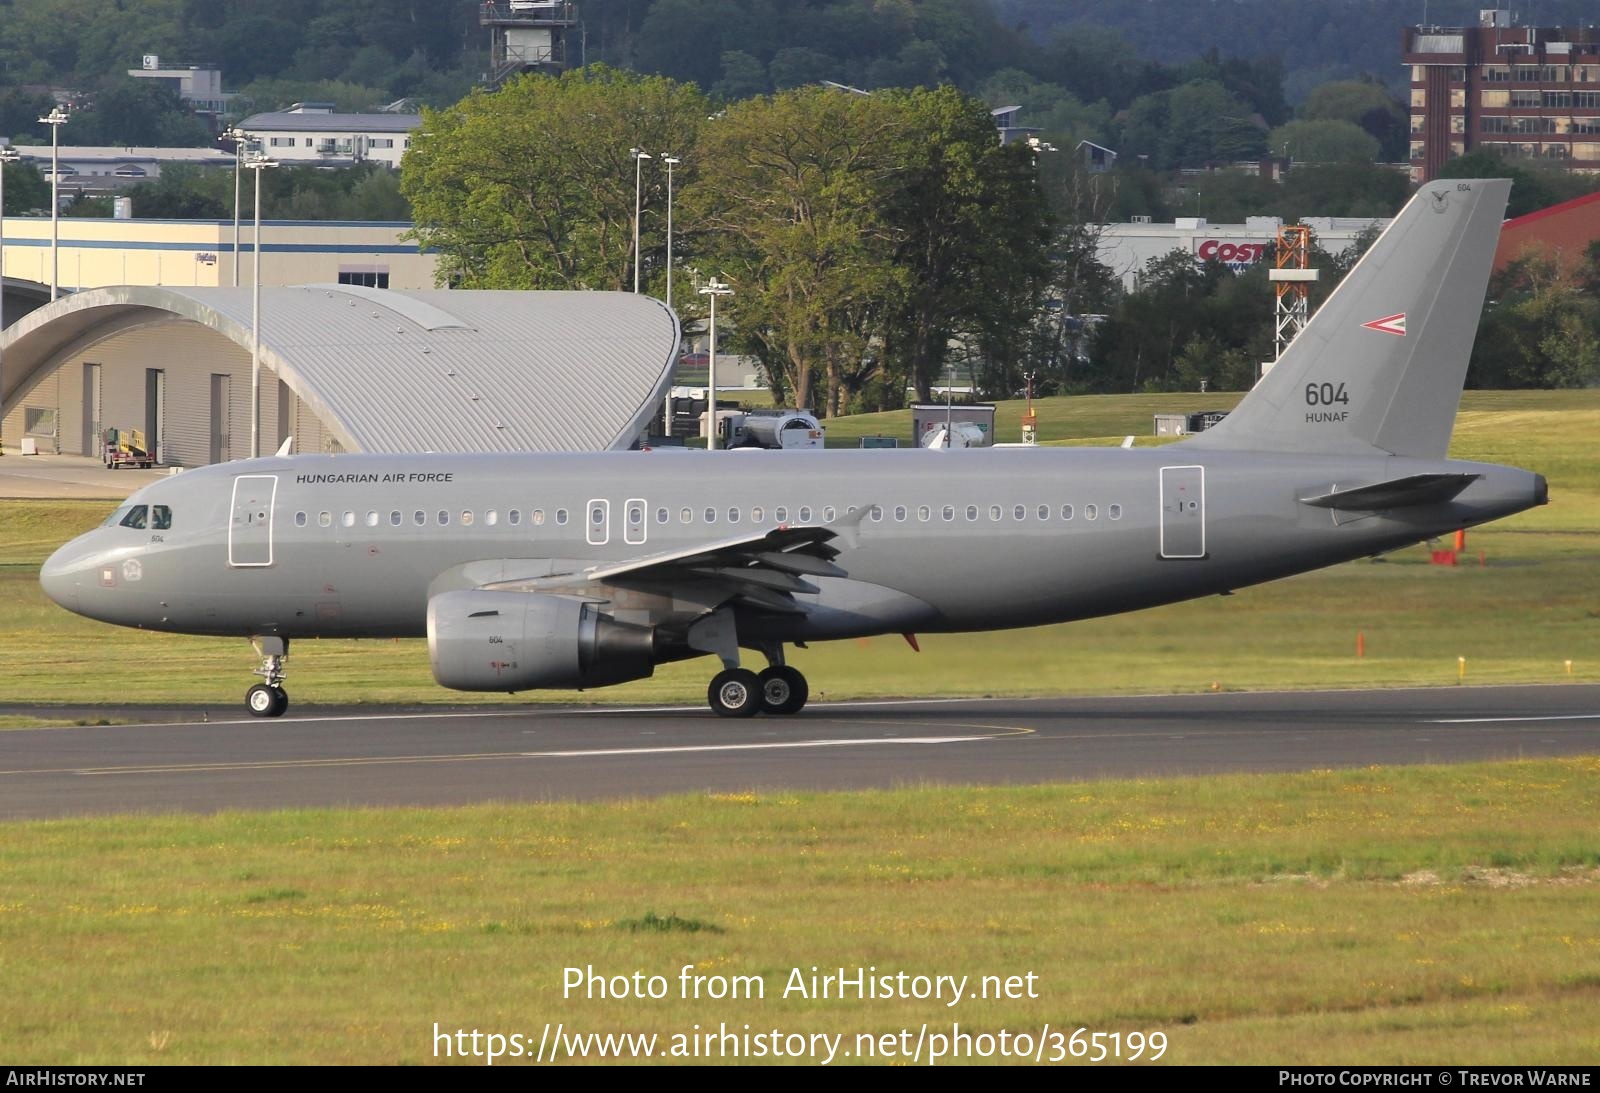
[1196,239,1268,264]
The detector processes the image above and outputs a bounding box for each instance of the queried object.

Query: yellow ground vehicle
[103,427,156,469]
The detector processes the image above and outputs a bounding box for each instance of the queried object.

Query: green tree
[1298,77,1407,161]
[877,85,1053,404]
[63,80,211,147]
[1,160,51,215]
[687,86,905,415]
[401,66,708,292]
[1268,119,1379,164]
[1435,148,1600,219]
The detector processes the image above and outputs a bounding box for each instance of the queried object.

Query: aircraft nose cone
[39,540,87,613]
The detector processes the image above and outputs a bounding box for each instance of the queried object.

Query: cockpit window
[151,505,172,530]
[119,505,149,530]
[103,505,132,527]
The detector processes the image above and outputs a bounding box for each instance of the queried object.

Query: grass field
[0,760,1595,1064]
[2,390,1597,709]
[2,392,1598,1066]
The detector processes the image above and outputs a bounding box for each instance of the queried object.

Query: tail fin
[1184,178,1509,458]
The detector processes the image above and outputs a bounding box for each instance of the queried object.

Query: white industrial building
[235,103,421,168]
[1096,215,1390,289]
[4,145,236,198]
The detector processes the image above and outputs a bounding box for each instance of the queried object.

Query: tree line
[403,67,1050,413]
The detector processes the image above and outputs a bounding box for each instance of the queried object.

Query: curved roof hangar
[0,285,679,454]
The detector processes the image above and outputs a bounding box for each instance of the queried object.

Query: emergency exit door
[1159,465,1206,559]
[230,474,277,567]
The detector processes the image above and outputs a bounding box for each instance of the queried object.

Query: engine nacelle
[427,589,655,692]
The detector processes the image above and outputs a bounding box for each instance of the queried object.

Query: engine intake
[427,589,655,692]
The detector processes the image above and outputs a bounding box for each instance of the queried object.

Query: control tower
[480,1,579,88]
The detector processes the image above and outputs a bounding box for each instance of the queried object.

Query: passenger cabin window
[942,505,954,521]
[341,511,355,528]
[657,507,669,525]
[1038,505,1050,521]
[728,507,741,524]
[966,505,978,521]
[1061,504,1074,520]
[555,509,569,526]
[295,511,308,527]
[437,510,450,526]
[680,508,692,524]
[318,512,332,528]
[1085,504,1098,521]
[704,507,717,524]
[462,511,475,526]
[823,506,836,522]
[775,506,788,523]
[119,505,149,529]
[1013,505,1026,521]
[989,505,1002,521]
[365,511,379,527]
[485,510,498,526]
[1109,504,1122,520]
[799,506,812,523]
[532,509,545,525]
[917,506,929,522]
[413,510,426,526]
[390,511,402,527]
[508,509,521,526]
[752,506,764,523]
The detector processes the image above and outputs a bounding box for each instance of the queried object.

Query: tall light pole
[630,147,650,293]
[0,146,19,412]
[223,127,250,287]
[246,152,278,459]
[38,107,69,300]
[662,154,679,309]
[698,278,731,450]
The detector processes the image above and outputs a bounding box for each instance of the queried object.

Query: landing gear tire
[246,683,287,718]
[758,665,808,715]
[709,668,762,718]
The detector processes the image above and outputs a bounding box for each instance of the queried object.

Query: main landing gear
[245,636,290,718]
[707,645,809,718]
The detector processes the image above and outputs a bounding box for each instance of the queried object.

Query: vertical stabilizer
[1184,178,1509,458]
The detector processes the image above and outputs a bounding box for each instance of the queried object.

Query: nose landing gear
[246,636,289,718]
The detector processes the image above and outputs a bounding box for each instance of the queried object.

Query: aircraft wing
[1299,473,1481,511]
[479,523,853,615]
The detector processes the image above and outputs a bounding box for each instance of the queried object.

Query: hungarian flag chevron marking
[1361,312,1407,337]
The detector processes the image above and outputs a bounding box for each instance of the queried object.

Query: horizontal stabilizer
[1299,473,1481,511]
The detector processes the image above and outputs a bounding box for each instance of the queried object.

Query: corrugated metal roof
[238,112,421,133]
[0,285,680,453]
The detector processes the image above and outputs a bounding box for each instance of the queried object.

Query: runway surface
[1,684,1597,820]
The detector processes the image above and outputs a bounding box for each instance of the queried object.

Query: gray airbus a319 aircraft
[41,178,1545,718]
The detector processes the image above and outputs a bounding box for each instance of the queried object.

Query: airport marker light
[699,278,732,450]
[662,154,679,310]
[38,108,69,300]
[247,152,279,459]
[631,147,651,294]
[0,145,19,406]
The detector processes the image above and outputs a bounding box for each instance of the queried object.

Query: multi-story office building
[1404,10,1600,182]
